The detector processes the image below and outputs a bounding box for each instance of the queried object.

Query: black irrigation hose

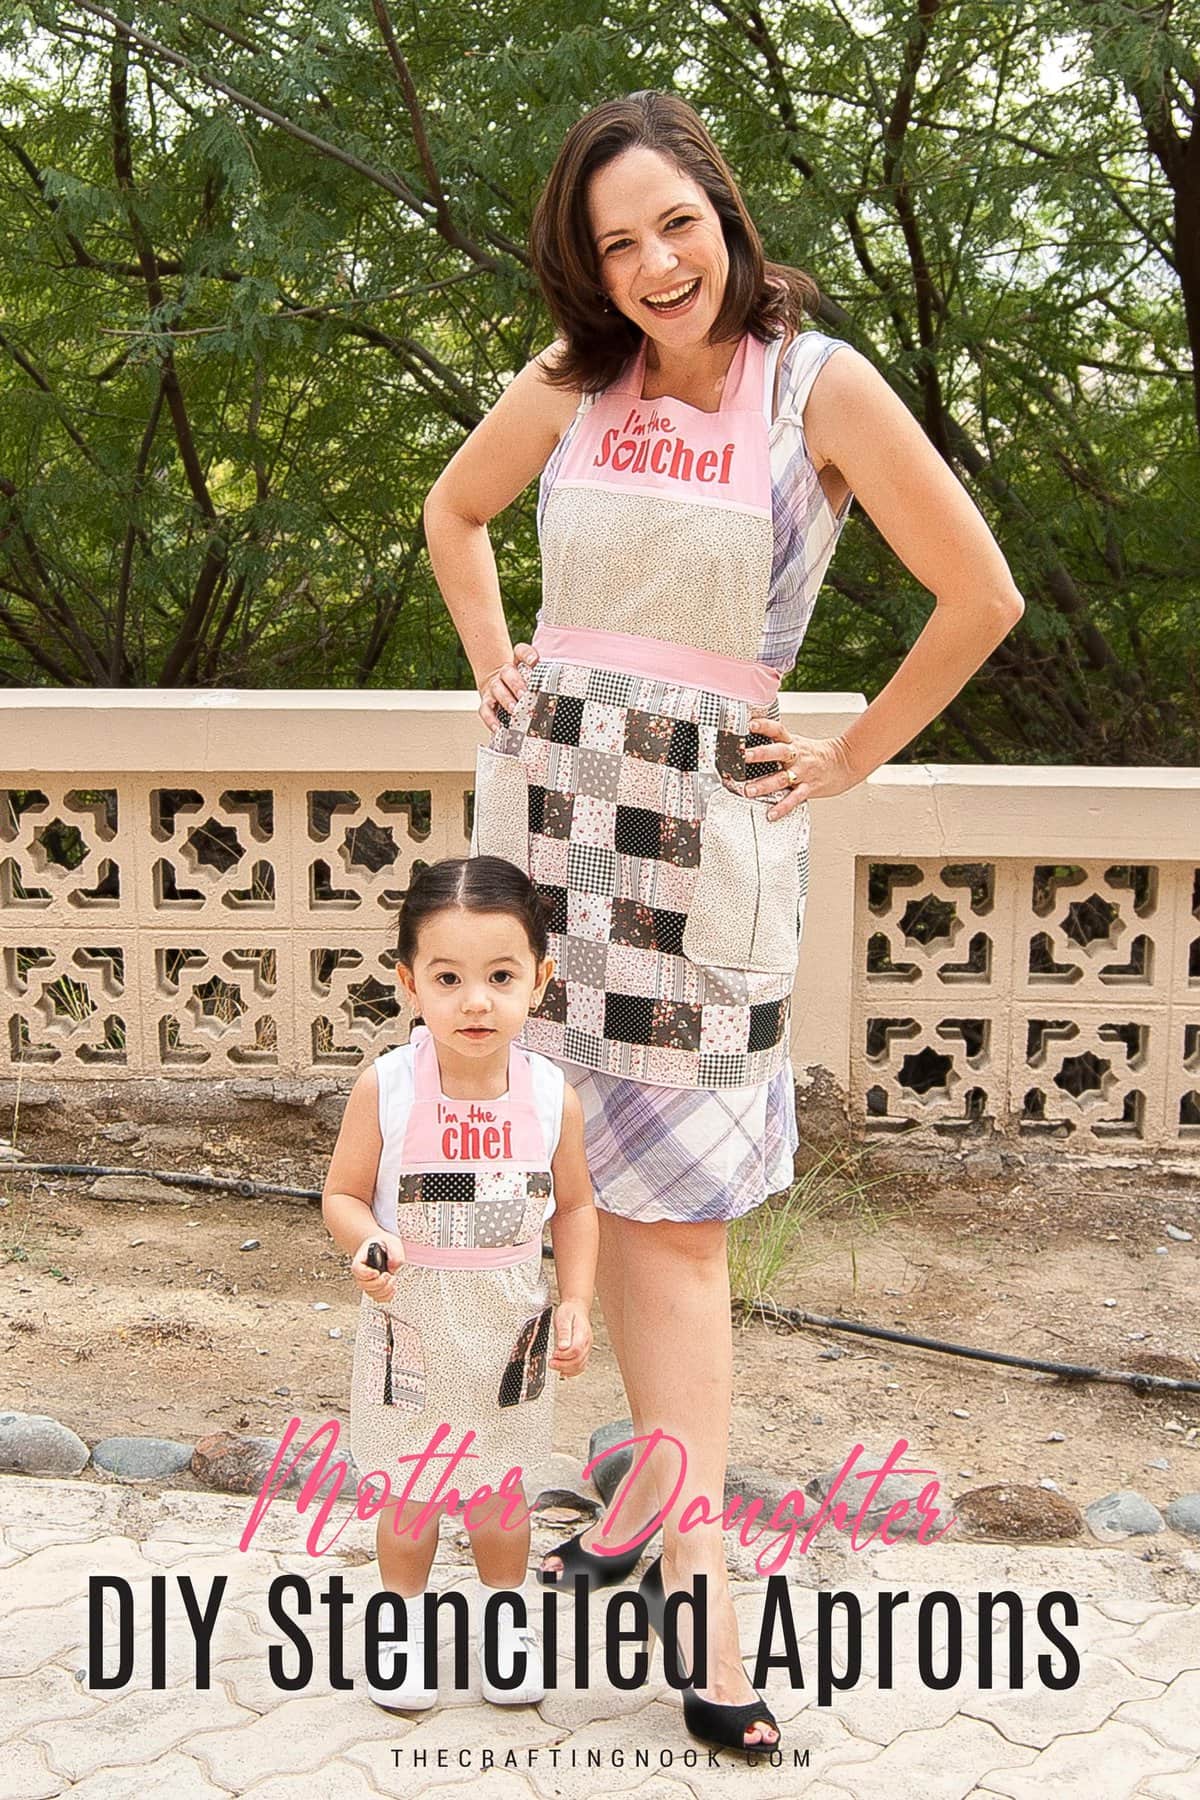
[9,1160,1199,1397]
[6,1161,320,1202]
[748,1301,1200,1397]
[5,1158,552,1246]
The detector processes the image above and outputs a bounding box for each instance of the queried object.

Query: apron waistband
[399,1237,542,1269]
[532,624,781,706]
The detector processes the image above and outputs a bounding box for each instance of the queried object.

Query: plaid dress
[480,330,851,1223]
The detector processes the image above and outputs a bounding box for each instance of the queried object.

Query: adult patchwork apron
[349,1026,559,1497]
[475,330,809,1091]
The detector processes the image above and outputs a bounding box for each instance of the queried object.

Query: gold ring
[787,765,803,787]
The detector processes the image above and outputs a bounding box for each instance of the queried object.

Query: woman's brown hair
[529,90,820,394]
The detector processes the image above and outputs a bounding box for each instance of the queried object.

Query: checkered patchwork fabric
[494,659,803,1089]
[393,1169,551,1249]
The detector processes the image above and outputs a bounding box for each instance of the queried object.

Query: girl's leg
[567,1214,779,1746]
[377,1500,441,1596]
[369,1500,444,1710]
[468,1488,544,1705]
[469,1488,531,1589]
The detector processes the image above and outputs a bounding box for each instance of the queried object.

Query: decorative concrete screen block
[149,786,279,918]
[1,695,1195,1156]
[1,786,124,917]
[4,938,133,1069]
[858,857,1199,1147]
[0,771,470,1080]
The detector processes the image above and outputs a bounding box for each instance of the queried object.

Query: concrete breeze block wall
[1,690,1197,1154]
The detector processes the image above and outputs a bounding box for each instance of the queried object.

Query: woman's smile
[641,277,701,316]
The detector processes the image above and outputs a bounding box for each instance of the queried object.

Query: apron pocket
[683,787,803,976]
[361,1300,426,1413]
[472,745,530,872]
[498,1304,554,1408]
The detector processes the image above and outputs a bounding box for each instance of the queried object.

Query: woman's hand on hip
[745,716,861,820]
[477,642,539,730]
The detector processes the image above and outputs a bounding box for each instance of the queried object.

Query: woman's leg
[539,1207,664,1576]
[553,1213,777,1746]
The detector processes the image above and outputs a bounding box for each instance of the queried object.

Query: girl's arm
[424,347,578,722]
[321,1066,403,1302]
[747,347,1025,814]
[547,1082,597,1375]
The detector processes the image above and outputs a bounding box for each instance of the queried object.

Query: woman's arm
[547,1082,597,1375]
[424,348,579,720]
[748,347,1025,810]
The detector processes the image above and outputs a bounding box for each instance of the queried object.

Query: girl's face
[588,146,730,349]
[395,907,552,1062]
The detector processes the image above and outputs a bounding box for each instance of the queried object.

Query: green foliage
[0,0,1195,762]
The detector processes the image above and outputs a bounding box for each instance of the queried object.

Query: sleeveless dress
[474,330,851,1224]
[349,1027,565,1498]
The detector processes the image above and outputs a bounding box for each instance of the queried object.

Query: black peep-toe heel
[638,1556,781,1756]
[536,1524,655,1591]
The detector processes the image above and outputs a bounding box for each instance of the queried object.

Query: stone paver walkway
[3,1476,1198,1799]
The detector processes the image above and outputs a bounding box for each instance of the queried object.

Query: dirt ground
[3,1105,1198,1536]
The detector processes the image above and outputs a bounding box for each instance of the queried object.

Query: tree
[0,0,1195,762]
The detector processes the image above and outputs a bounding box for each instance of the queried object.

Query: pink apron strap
[610,337,648,397]
[410,1025,535,1108]
[721,332,766,411]
[409,1025,442,1101]
[611,332,764,411]
[400,1027,548,1168]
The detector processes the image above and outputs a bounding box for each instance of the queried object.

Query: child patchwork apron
[349,1027,559,1498]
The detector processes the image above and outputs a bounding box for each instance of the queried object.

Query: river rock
[88,1173,184,1205]
[532,1488,600,1519]
[190,1430,323,1495]
[1164,1494,1200,1539]
[955,1483,1083,1541]
[92,1436,194,1480]
[0,1411,89,1475]
[806,1458,934,1540]
[1085,1490,1165,1542]
[724,1463,808,1519]
[587,1418,635,1502]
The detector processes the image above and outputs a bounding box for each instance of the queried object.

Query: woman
[424,91,1023,1751]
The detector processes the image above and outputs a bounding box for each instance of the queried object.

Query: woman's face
[587,146,729,348]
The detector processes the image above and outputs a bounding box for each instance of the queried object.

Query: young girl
[322,855,598,1711]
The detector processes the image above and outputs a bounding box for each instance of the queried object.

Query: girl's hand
[549,1299,592,1378]
[478,641,539,730]
[744,718,861,820]
[349,1231,407,1304]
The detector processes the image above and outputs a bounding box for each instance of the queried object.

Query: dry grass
[727,1138,906,1319]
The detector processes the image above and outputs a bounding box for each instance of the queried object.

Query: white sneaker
[366,1592,437,1711]
[474,1584,546,1706]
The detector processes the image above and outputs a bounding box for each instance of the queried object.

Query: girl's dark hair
[529,90,820,395]
[396,857,550,966]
